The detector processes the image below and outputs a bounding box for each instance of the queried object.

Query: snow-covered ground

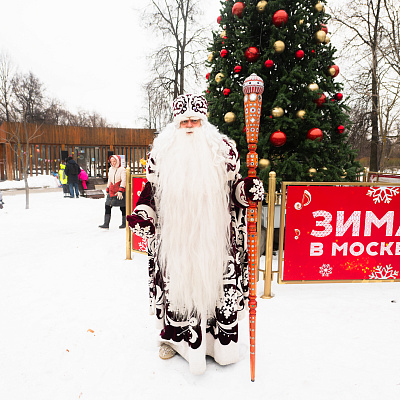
[0,176,399,400]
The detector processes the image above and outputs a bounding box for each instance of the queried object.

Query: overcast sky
[1,0,221,128]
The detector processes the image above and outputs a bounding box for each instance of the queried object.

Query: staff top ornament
[243,73,264,94]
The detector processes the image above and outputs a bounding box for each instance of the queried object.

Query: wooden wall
[0,122,156,181]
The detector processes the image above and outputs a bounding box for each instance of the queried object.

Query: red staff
[243,73,264,382]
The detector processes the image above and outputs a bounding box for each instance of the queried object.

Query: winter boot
[119,215,126,229]
[99,214,111,229]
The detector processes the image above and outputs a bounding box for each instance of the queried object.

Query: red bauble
[295,50,304,60]
[206,73,210,80]
[335,93,343,101]
[320,23,328,34]
[223,88,231,96]
[272,10,288,27]
[314,93,326,107]
[337,125,345,134]
[270,131,287,147]
[242,126,246,133]
[328,65,340,77]
[307,128,323,141]
[234,65,242,73]
[264,59,274,68]
[217,16,222,24]
[220,49,228,58]
[245,47,260,62]
[232,2,245,18]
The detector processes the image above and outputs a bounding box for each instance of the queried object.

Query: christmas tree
[205,0,362,188]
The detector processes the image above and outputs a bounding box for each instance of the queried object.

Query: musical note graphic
[294,189,312,210]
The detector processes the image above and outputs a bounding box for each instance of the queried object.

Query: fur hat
[172,94,208,123]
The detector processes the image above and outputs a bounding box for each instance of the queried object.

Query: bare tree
[0,114,43,209]
[331,0,400,172]
[142,0,210,125]
[0,53,16,122]
[12,71,46,123]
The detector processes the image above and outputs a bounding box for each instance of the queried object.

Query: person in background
[127,94,264,374]
[98,155,126,229]
[64,156,81,198]
[78,167,88,196]
[58,162,69,197]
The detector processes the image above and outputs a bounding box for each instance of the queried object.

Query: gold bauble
[322,166,328,171]
[259,158,270,169]
[308,83,319,91]
[215,72,225,83]
[315,30,326,43]
[296,110,306,119]
[224,112,236,124]
[324,35,330,44]
[328,67,337,77]
[272,107,284,118]
[309,168,317,176]
[274,40,285,53]
[315,1,323,12]
[220,30,226,38]
[208,52,214,62]
[207,112,210,118]
[256,0,268,13]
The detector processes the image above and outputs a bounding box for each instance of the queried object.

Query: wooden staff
[243,73,264,382]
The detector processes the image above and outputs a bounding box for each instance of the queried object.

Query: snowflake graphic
[319,263,332,277]
[220,287,236,319]
[367,186,399,204]
[138,239,147,252]
[369,264,399,280]
[249,179,264,201]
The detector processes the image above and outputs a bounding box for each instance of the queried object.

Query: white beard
[151,121,231,316]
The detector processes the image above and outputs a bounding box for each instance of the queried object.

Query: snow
[1,176,399,399]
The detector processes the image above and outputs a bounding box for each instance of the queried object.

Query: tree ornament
[234,65,242,73]
[308,83,319,91]
[335,93,343,101]
[273,40,285,53]
[206,72,210,80]
[337,125,345,134]
[272,10,288,27]
[224,112,236,123]
[314,93,326,107]
[270,130,287,146]
[324,35,330,44]
[315,30,326,43]
[309,168,317,176]
[315,1,323,12]
[256,1,268,13]
[208,52,214,62]
[296,110,306,119]
[307,128,323,141]
[220,49,228,58]
[245,47,260,62]
[217,16,222,24]
[232,2,245,18]
[215,72,225,83]
[223,88,231,96]
[320,24,328,34]
[272,107,284,117]
[264,59,274,68]
[295,50,304,60]
[220,30,227,38]
[328,65,339,77]
[259,158,270,169]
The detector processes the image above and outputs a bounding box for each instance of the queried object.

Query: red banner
[283,185,400,281]
[131,176,148,253]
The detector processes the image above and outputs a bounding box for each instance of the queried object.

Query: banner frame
[278,181,400,284]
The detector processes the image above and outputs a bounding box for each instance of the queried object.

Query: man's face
[179,118,201,134]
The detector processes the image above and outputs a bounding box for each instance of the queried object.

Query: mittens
[243,177,264,202]
[127,214,155,239]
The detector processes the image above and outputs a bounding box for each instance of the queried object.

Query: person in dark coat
[64,156,80,198]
